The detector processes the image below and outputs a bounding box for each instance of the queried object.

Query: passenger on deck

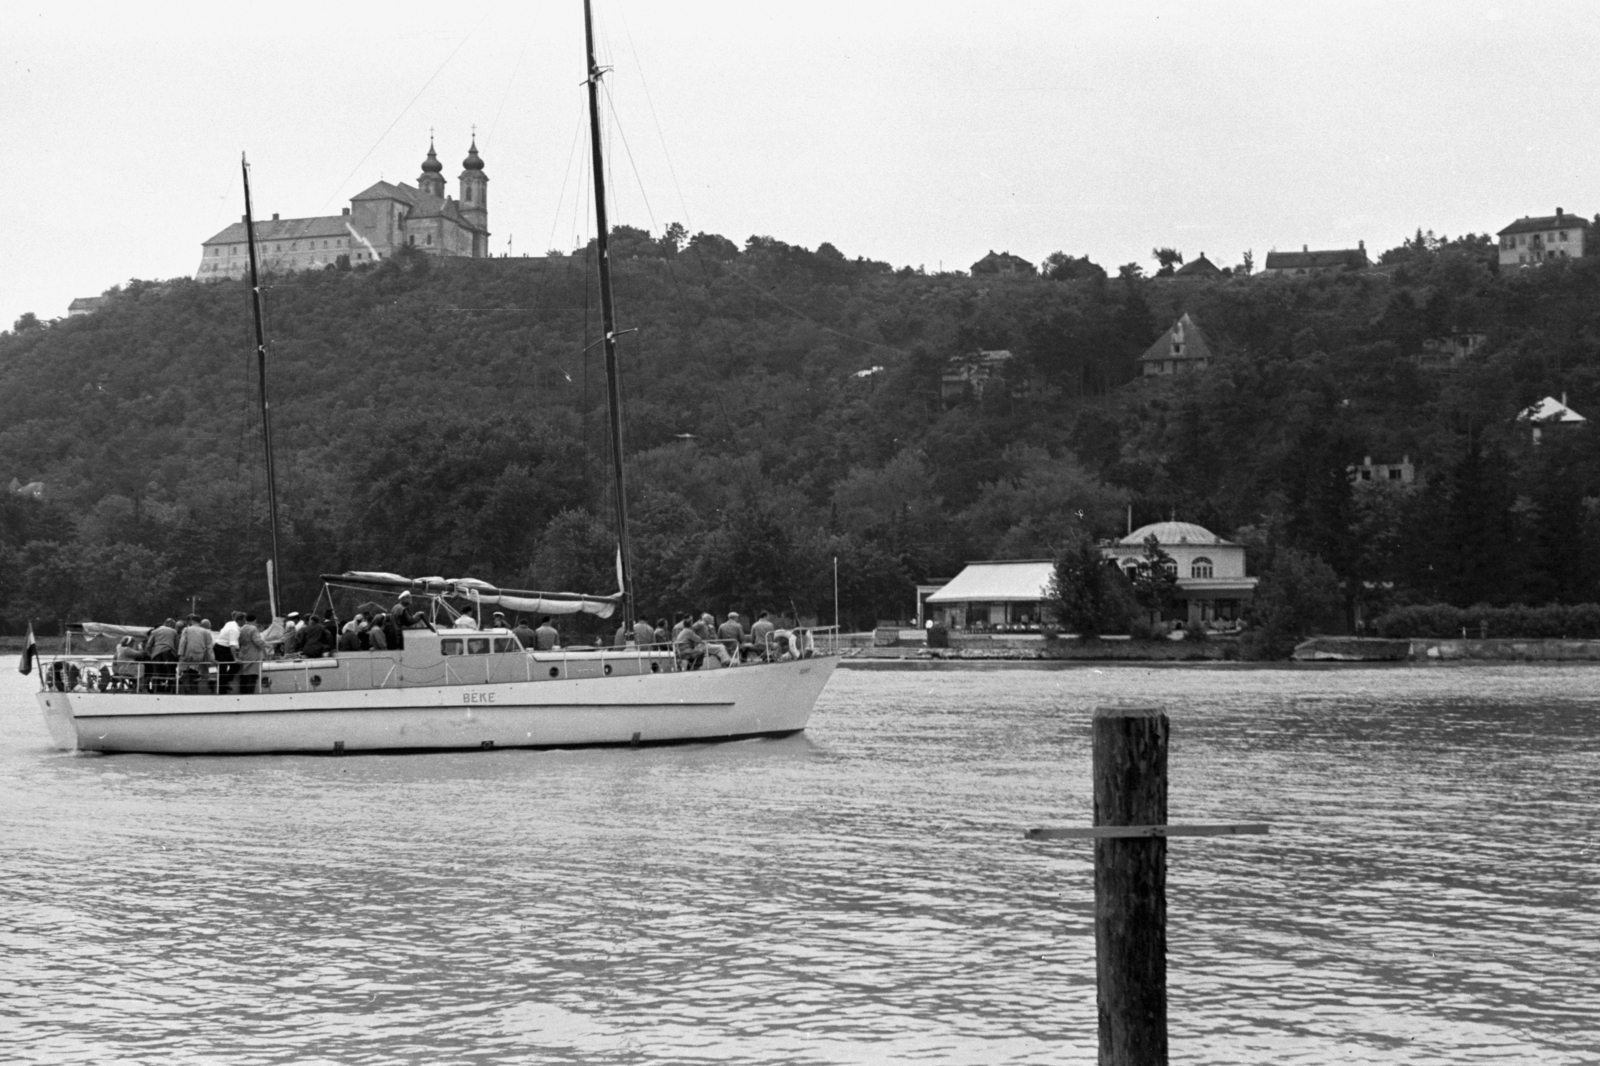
[177,615,215,694]
[112,636,144,692]
[718,612,744,656]
[393,591,426,629]
[337,620,361,653]
[380,611,401,651]
[634,618,655,648]
[367,614,389,651]
[513,618,538,649]
[283,612,305,657]
[237,614,266,694]
[614,622,630,647]
[533,617,559,651]
[654,618,668,646]
[492,611,508,630]
[215,612,242,692]
[144,618,179,693]
[694,613,715,642]
[301,613,334,659]
[750,611,776,659]
[673,615,705,669]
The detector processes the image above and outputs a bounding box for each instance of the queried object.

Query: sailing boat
[32,1,838,755]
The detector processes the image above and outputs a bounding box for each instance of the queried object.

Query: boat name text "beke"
[463,691,497,704]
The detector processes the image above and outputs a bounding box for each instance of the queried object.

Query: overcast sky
[4,1,1599,329]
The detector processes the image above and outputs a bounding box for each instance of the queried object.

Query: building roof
[1138,313,1212,365]
[1498,211,1590,237]
[1174,254,1222,276]
[1263,247,1370,271]
[1518,396,1586,424]
[351,180,421,205]
[1119,521,1232,547]
[925,560,1055,604]
[202,215,351,246]
[67,296,104,312]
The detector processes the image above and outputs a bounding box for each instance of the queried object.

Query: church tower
[418,138,446,199]
[458,138,488,243]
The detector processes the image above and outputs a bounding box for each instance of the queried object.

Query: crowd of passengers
[92,594,805,694]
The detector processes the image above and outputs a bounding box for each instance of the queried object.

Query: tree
[1152,248,1184,277]
[1128,535,1179,618]
[11,312,41,332]
[1047,534,1136,638]
[1041,252,1107,282]
[1243,547,1343,659]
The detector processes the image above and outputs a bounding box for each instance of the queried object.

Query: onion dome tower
[418,139,446,199]
[458,138,488,238]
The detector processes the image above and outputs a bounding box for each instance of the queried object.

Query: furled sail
[322,572,621,618]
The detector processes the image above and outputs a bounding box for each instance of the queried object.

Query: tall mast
[584,0,635,626]
[240,154,285,617]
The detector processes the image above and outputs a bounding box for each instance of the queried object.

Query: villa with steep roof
[1139,313,1213,376]
[195,138,490,280]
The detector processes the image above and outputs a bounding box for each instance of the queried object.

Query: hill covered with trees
[5,226,1600,638]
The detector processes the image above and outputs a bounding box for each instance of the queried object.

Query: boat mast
[240,154,285,617]
[583,0,636,626]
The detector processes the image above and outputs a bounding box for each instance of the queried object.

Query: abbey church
[195,138,489,280]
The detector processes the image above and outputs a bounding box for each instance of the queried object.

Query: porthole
[548,667,560,678]
[650,662,661,674]
[603,664,613,676]
[310,675,322,687]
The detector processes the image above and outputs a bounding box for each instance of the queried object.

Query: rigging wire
[483,21,533,151]
[601,81,658,236]
[319,16,487,213]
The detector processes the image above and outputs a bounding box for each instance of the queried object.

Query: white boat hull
[37,657,837,755]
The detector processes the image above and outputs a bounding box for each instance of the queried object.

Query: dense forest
[5,225,1600,640]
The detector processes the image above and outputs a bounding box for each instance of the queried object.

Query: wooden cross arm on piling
[1025,823,1270,841]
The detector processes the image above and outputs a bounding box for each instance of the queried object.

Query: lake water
[1,662,1597,1064]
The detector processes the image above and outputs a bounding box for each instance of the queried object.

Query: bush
[1371,602,1600,639]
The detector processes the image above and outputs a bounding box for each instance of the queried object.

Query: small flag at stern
[18,623,37,675]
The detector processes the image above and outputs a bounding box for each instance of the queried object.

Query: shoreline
[836,656,1591,670]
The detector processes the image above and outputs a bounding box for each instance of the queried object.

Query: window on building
[408,235,415,246]
[1191,557,1214,579]
[426,234,433,246]
[1388,468,1403,480]
[1561,231,1569,241]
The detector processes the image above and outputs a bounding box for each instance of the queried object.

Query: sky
[4,0,1600,329]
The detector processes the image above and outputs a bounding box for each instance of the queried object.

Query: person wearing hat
[283,611,306,657]
[393,590,423,631]
[717,611,745,658]
[492,611,508,630]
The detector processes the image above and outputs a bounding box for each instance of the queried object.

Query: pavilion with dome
[924,519,1257,632]
[195,136,490,281]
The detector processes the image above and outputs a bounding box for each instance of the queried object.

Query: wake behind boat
[27,0,839,754]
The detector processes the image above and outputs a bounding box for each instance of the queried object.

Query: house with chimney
[1497,208,1590,269]
[1261,242,1370,277]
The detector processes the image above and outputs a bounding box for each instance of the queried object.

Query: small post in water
[1094,705,1168,1066]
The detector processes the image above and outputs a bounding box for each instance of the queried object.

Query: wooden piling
[1093,705,1169,1066]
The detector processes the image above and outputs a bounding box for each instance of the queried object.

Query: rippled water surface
[3,663,1598,1064]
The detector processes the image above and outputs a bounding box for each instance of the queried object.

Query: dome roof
[1120,520,1224,546]
[461,139,484,172]
[420,141,443,175]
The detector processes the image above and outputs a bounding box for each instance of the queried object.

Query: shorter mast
[241,154,285,617]
[584,0,636,627]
